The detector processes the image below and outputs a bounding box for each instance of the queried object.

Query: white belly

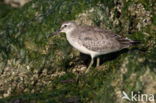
[66,34,119,58]
[67,36,100,58]
[69,39,91,54]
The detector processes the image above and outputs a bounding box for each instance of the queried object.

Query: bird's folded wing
[78,30,120,52]
[78,26,132,52]
[81,38,120,52]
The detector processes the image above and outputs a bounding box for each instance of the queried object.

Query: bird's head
[50,21,77,37]
[60,21,77,33]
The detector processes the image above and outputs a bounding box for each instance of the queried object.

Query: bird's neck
[66,27,75,36]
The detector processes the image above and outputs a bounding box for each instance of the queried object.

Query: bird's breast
[66,35,91,55]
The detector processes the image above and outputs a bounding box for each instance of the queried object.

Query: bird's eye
[64,25,67,27]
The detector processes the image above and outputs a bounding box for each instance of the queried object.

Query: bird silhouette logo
[122,91,131,101]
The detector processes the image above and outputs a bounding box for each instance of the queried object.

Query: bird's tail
[119,37,141,49]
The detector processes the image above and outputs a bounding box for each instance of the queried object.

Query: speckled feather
[58,21,139,58]
[70,25,132,52]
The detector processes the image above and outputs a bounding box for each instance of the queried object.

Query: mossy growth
[0,0,156,103]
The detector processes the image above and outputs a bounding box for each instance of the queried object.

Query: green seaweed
[0,0,155,103]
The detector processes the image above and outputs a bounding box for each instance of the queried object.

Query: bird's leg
[85,58,94,73]
[96,57,100,67]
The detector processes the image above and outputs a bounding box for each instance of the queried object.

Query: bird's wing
[109,33,133,48]
[78,26,132,52]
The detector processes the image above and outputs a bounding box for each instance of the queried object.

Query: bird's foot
[96,57,100,67]
[85,67,90,73]
[85,59,94,73]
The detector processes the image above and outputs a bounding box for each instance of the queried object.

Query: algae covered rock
[0,0,155,103]
[3,0,30,8]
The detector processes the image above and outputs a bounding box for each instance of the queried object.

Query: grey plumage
[53,21,139,73]
[70,24,134,53]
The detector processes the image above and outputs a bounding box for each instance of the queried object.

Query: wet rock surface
[0,0,155,102]
[2,0,29,8]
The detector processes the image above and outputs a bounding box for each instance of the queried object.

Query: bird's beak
[50,29,60,37]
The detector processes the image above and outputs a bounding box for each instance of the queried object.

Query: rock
[0,0,155,102]
[3,0,30,8]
